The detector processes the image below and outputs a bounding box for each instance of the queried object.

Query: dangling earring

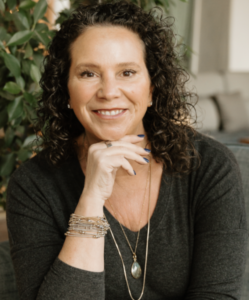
[67,103,71,109]
[149,101,153,107]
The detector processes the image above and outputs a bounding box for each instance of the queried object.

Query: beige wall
[198,0,231,73]
[229,0,249,72]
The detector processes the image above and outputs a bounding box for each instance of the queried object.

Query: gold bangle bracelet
[65,230,106,238]
[65,213,110,238]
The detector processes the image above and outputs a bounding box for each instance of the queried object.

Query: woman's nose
[96,75,121,100]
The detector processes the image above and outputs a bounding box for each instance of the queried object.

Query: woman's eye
[123,70,136,77]
[79,70,136,77]
[80,71,95,77]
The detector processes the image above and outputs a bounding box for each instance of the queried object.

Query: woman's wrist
[75,192,105,217]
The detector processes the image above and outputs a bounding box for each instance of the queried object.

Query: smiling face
[67,25,153,144]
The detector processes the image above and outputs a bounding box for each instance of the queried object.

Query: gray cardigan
[6,133,248,299]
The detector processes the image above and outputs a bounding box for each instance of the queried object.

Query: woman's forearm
[58,193,105,272]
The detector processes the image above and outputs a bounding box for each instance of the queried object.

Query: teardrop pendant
[131,254,142,279]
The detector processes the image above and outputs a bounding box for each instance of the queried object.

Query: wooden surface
[240,137,249,144]
[0,212,8,242]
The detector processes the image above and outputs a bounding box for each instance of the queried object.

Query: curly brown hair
[35,0,199,175]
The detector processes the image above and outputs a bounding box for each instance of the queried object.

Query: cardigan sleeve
[185,140,248,299]
[6,164,105,300]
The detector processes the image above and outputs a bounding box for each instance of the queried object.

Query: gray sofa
[0,144,248,299]
[188,72,249,145]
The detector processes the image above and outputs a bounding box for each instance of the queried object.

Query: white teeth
[97,109,124,115]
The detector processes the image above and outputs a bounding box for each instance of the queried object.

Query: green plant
[0,0,55,210]
[0,0,190,211]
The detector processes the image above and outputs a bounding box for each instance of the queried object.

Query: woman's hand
[81,134,150,206]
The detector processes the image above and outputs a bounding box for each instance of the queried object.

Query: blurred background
[0,0,249,240]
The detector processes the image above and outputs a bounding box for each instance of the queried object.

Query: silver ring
[104,141,112,148]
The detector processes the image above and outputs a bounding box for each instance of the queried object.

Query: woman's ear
[150,84,154,92]
[148,85,154,106]
[67,99,71,109]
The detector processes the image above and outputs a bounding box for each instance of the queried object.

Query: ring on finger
[104,140,112,148]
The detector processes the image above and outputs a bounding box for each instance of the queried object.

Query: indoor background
[1,0,249,241]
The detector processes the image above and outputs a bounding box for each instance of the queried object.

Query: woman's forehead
[69,25,146,67]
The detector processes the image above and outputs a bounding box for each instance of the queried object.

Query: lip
[92,109,127,120]
[93,108,126,111]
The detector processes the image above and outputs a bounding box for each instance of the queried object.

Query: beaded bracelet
[64,213,110,239]
[65,230,107,238]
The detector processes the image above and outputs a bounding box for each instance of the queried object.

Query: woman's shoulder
[188,131,243,194]
[10,148,75,184]
[192,131,238,166]
[10,149,50,179]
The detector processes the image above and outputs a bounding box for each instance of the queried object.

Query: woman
[6,1,247,299]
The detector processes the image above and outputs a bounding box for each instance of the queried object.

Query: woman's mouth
[92,109,127,119]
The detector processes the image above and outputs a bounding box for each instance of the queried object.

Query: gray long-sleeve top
[6,133,248,299]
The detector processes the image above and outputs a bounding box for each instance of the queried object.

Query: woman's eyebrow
[75,62,141,71]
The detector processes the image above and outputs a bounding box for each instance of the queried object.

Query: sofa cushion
[244,98,249,122]
[190,97,220,131]
[188,72,225,97]
[213,92,249,132]
[204,129,249,145]
[225,73,249,98]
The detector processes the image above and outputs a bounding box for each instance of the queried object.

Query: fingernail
[133,170,136,175]
[144,148,151,152]
[137,134,145,137]
[143,157,149,163]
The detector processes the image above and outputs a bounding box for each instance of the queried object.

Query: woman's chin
[98,133,126,141]
[83,129,134,143]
